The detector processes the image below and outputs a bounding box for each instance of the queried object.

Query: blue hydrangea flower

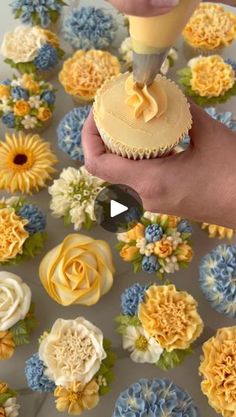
[10,0,64,28]
[12,86,29,100]
[34,44,59,71]
[177,219,192,234]
[121,283,147,316]
[57,106,91,161]
[25,353,56,392]
[226,58,236,73]
[112,378,200,417]
[1,79,11,86]
[2,112,16,128]
[19,204,47,234]
[40,90,56,105]
[199,244,236,318]
[62,6,118,50]
[145,224,163,243]
[205,107,236,132]
[142,255,160,273]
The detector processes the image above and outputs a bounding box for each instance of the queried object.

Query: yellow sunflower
[0,133,58,194]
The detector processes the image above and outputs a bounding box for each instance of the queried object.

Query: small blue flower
[177,219,192,234]
[112,378,200,417]
[12,86,29,100]
[121,283,147,316]
[125,207,142,224]
[40,90,56,105]
[25,353,56,392]
[1,79,11,86]
[205,107,236,132]
[226,58,236,73]
[2,112,16,128]
[62,6,118,50]
[57,106,91,161]
[10,0,63,28]
[19,204,47,234]
[145,224,163,243]
[142,255,160,273]
[34,44,59,71]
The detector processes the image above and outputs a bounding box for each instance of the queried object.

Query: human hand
[82,104,236,229]
[106,0,179,17]
[203,0,236,5]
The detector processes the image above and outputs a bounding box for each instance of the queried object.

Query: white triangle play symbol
[110,200,128,218]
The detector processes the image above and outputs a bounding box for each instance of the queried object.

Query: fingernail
[150,0,179,7]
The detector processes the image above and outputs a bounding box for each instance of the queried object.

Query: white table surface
[0,1,236,417]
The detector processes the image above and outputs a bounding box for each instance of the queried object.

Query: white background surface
[0,1,236,416]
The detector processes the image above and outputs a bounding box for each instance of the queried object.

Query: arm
[106,0,179,16]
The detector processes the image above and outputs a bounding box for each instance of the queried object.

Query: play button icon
[94,184,143,233]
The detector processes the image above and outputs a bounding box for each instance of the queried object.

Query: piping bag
[129,0,200,86]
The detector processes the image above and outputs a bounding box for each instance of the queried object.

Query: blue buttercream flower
[57,106,91,161]
[226,58,236,73]
[2,112,16,128]
[12,86,29,100]
[177,219,192,234]
[142,255,160,273]
[62,6,118,50]
[34,44,59,71]
[19,204,47,234]
[112,378,200,417]
[25,353,56,392]
[205,107,236,132]
[40,90,56,105]
[10,0,63,28]
[121,283,147,316]
[199,244,236,318]
[145,224,163,243]
[1,79,11,86]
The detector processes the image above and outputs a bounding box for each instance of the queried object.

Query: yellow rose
[14,100,30,116]
[0,331,15,360]
[0,85,10,99]
[177,243,193,262]
[154,239,173,258]
[40,28,60,48]
[37,107,52,122]
[54,380,99,415]
[120,244,139,261]
[39,233,115,306]
[0,208,29,262]
[127,223,145,241]
[22,74,40,94]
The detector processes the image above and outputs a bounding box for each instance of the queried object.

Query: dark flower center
[14,154,28,165]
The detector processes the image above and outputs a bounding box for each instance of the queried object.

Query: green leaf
[140,217,151,227]
[83,213,94,230]
[133,261,141,274]
[115,314,141,334]
[63,210,72,226]
[32,11,41,25]
[11,197,27,214]
[0,393,15,406]
[156,347,193,371]
[181,232,191,241]
[14,9,22,19]
[24,302,39,333]
[49,9,59,23]
[57,48,65,59]
[96,339,116,396]
[179,261,190,269]
[115,241,126,251]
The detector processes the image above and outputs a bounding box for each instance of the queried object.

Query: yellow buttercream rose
[37,107,52,122]
[0,208,29,262]
[22,74,40,94]
[154,239,173,258]
[127,223,145,241]
[120,244,139,261]
[14,100,31,116]
[0,331,15,360]
[176,243,193,262]
[39,233,115,306]
[39,28,60,48]
[54,380,99,415]
[0,85,10,99]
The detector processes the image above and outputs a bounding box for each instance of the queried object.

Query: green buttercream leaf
[179,260,190,269]
[4,58,36,74]
[115,314,141,335]
[32,11,41,25]
[10,303,38,346]
[24,302,39,333]
[133,261,142,274]
[115,241,126,251]
[83,213,94,231]
[49,9,59,23]
[63,210,72,226]
[11,197,27,214]
[140,217,151,227]
[0,232,47,266]
[96,339,116,396]
[156,347,193,371]
[0,392,16,406]
[14,9,22,19]
[181,232,191,241]
[57,48,65,59]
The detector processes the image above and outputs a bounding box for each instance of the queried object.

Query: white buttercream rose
[1,26,47,63]
[39,317,107,387]
[0,271,31,331]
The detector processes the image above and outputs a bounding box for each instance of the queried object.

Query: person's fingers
[82,111,105,159]
[106,0,179,16]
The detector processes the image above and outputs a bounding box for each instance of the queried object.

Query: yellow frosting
[201,223,234,240]
[39,233,115,307]
[0,331,15,360]
[0,208,29,262]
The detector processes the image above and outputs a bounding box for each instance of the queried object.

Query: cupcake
[0,382,20,416]
[117,283,203,369]
[39,233,115,306]
[183,3,236,57]
[10,0,66,29]
[0,133,57,194]
[26,317,116,414]
[0,75,56,132]
[199,326,236,417]
[59,50,120,104]
[49,166,105,230]
[1,26,64,78]
[116,212,193,278]
[93,72,192,159]
[63,6,118,51]
[0,197,47,265]
[178,55,236,106]
[0,271,37,360]
[201,223,234,240]
[199,244,236,318]
[57,106,91,161]
[113,378,200,417]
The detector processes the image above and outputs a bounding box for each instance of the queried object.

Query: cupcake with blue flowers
[62,6,118,51]
[57,106,91,161]
[1,26,64,79]
[199,244,236,318]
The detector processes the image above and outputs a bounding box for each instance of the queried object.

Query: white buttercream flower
[119,37,133,67]
[3,397,20,417]
[143,211,159,223]
[28,95,41,109]
[0,98,11,113]
[122,325,163,363]
[39,317,107,387]
[163,255,180,273]
[167,231,182,249]
[136,237,147,255]
[0,272,31,331]
[117,232,130,243]
[21,115,37,129]
[1,25,47,63]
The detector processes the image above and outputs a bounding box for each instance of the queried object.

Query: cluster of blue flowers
[57,106,91,161]
[10,0,65,28]
[34,43,59,71]
[25,353,56,392]
[19,204,47,235]
[62,6,118,50]
[121,283,147,316]
[112,378,199,417]
[199,244,236,318]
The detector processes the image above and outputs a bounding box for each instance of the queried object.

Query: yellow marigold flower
[177,243,193,262]
[120,244,139,261]
[21,74,40,94]
[0,382,8,394]
[0,85,10,99]
[154,239,173,258]
[201,223,234,240]
[139,284,203,351]
[0,132,57,194]
[39,28,60,48]
[0,208,29,263]
[0,331,15,360]
[190,55,235,98]
[127,223,145,241]
[13,100,31,116]
[37,107,52,122]
[199,326,236,417]
[54,380,99,415]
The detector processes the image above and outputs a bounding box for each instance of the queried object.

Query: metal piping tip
[133,49,170,87]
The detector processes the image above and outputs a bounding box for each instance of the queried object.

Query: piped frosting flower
[10,0,66,28]
[0,383,19,417]
[201,223,234,240]
[0,209,29,263]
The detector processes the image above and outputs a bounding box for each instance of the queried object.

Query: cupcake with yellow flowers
[201,223,234,240]
[178,55,236,106]
[0,382,20,416]
[1,26,64,79]
[116,283,203,370]
[59,50,120,105]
